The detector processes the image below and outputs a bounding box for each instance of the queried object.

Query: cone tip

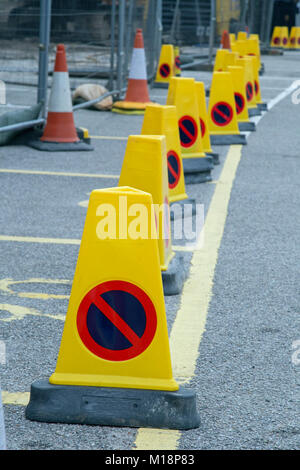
[54,43,68,72]
[134,29,144,48]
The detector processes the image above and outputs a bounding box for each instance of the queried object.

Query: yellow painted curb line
[2,392,29,406]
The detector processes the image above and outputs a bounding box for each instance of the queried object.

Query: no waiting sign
[178,115,198,148]
[167,150,181,189]
[77,281,157,361]
[211,102,233,127]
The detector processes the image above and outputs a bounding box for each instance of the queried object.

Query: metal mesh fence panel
[214,0,276,46]
[0,0,162,114]
[0,0,40,108]
[162,0,212,48]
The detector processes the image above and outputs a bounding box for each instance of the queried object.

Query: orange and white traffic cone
[221,30,231,50]
[112,29,155,115]
[29,44,92,151]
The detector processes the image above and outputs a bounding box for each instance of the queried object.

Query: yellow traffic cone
[141,104,189,204]
[236,57,261,117]
[281,26,290,49]
[247,38,261,67]
[166,77,214,184]
[251,57,268,111]
[195,81,219,164]
[249,34,265,75]
[289,26,300,49]
[234,39,248,57]
[118,135,186,295]
[230,33,236,47]
[174,46,181,76]
[213,49,229,73]
[270,26,289,48]
[228,65,256,132]
[208,72,247,145]
[26,186,200,429]
[223,51,239,70]
[154,44,175,88]
[237,31,248,41]
[271,26,282,47]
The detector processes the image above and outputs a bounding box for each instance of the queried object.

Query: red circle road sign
[77,281,157,361]
[246,82,254,102]
[199,118,206,138]
[167,150,181,189]
[159,63,171,78]
[234,92,245,115]
[178,115,198,148]
[211,102,234,127]
[175,56,181,70]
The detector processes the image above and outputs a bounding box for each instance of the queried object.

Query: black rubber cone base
[162,252,187,296]
[26,127,93,152]
[28,140,93,152]
[248,107,261,117]
[210,133,247,146]
[170,198,196,221]
[258,102,268,112]
[207,151,220,165]
[259,63,265,75]
[25,379,200,430]
[238,121,256,132]
[182,156,214,184]
[153,82,169,89]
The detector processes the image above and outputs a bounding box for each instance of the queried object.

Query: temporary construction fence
[0,0,162,142]
[0,0,280,142]
[160,0,276,71]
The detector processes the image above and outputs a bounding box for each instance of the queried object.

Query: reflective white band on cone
[128,49,148,80]
[48,72,73,113]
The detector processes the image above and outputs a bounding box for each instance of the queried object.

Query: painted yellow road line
[0,235,81,245]
[0,303,65,322]
[0,278,71,300]
[170,145,242,381]
[133,145,243,450]
[134,429,181,450]
[172,245,195,252]
[0,169,119,179]
[90,135,128,141]
[2,391,29,406]
[0,236,200,251]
